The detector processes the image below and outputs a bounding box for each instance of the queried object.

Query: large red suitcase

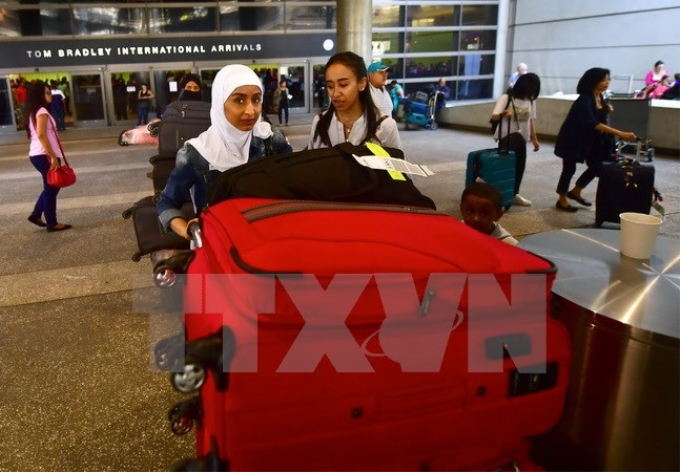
[168,198,570,471]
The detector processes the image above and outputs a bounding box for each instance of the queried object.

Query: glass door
[108,70,152,126]
[71,72,106,126]
[0,77,13,129]
[277,63,308,112]
[152,68,196,116]
[312,63,329,110]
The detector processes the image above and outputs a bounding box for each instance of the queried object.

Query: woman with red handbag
[26,80,72,232]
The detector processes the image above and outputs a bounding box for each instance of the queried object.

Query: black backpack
[207,142,436,210]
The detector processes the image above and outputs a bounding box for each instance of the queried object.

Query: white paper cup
[619,212,662,259]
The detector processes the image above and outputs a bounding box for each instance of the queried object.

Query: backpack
[207,142,436,210]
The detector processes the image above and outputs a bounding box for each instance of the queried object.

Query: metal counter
[519,229,680,471]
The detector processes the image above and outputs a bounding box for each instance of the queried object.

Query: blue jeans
[137,105,149,125]
[30,154,61,227]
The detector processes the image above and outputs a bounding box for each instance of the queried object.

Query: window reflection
[461,5,498,26]
[460,30,497,52]
[406,5,459,27]
[148,7,215,33]
[405,57,454,78]
[373,32,402,55]
[219,5,283,31]
[286,5,335,30]
[73,7,146,35]
[406,31,459,54]
[372,4,402,27]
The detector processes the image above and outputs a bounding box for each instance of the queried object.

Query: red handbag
[47,160,76,188]
[46,120,76,188]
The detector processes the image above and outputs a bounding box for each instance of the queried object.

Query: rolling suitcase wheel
[154,264,177,288]
[168,396,201,435]
[154,333,184,371]
[169,412,194,435]
[170,357,206,394]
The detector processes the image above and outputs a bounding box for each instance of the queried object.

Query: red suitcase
[167,198,570,471]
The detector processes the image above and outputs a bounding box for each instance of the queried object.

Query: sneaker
[513,194,532,206]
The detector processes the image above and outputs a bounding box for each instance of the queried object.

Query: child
[460,182,519,246]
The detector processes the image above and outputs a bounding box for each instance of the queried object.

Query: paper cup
[619,212,662,259]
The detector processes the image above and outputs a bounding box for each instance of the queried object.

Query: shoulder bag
[498,98,527,151]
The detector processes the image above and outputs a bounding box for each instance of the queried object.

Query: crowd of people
[26,54,664,247]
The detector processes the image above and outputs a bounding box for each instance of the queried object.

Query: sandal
[567,191,592,207]
[555,202,578,213]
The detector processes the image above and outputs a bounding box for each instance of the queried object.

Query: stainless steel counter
[519,229,680,471]
[519,228,680,340]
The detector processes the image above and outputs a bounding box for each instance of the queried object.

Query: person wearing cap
[367,61,394,117]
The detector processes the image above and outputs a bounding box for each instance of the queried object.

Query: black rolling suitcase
[122,194,193,262]
[595,155,654,227]
[147,101,211,194]
[148,154,176,194]
[158,100,211,159]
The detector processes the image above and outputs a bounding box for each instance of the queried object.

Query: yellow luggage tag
[365,142,406,181]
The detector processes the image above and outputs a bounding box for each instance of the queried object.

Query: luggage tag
[354,143,434,180]
[365,142,406,180]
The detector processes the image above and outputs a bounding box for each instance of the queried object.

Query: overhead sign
[0,34,337,69]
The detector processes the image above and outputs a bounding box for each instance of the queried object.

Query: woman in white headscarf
[157,64,291,239]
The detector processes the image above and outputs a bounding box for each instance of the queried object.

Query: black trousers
[556,158,602,195]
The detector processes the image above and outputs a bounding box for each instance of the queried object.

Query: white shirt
[491,222,519,246]
[307,110,402,150]
[370,83,393,117]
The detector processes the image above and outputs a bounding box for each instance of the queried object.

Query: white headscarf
[187,64,273,172]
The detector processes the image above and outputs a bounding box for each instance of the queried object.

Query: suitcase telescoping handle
[497,96,518,155]
[187,221,203,248]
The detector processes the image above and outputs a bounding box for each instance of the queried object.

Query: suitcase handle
[187,221,203,248]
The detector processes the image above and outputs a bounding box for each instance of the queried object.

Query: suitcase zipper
[241,200,441,222]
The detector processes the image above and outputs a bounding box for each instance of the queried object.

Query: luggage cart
[608,98,655,162]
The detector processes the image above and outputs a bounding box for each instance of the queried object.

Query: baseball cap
[368,61,391,73]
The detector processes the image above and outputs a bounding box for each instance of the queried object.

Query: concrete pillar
[494,0,511,97]
[336,0,373,64]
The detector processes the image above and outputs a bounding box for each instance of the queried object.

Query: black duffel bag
[207,142,436,210]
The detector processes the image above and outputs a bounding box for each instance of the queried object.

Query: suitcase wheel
[154,333,184,371]
[131,253,142,263]
[429,120,438,130]
[168,396,201,436]
[122,208,133,219]
[147,121,160,137]
[169,412,194,435]
[170,357,206,394]
[154,264,177,288]
[170,438,228,472]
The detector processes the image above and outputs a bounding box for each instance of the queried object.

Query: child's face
[461,195,502,235]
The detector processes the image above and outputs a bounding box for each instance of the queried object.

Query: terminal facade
[0,1,501,131]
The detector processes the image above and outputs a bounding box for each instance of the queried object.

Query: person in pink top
[26,80,72,232]
[642,60,672,99]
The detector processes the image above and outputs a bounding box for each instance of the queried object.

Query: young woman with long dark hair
[26,80,72,232]
[307,51,401,149]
